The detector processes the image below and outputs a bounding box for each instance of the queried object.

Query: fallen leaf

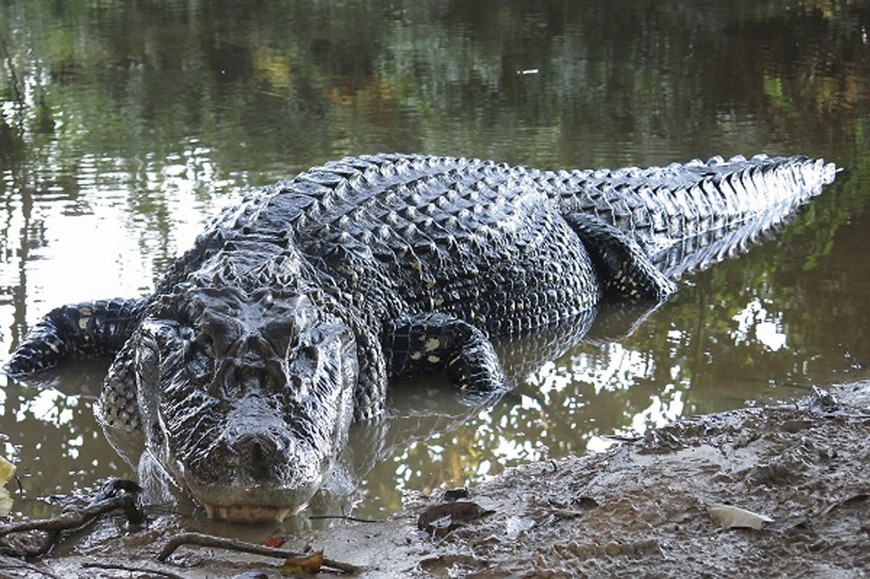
[264,535,288,548]
[281,550,323,575]
[442,487,470,502]
[0,488,12,517]
[0,456,14,485]
[707,504,773,530]
[417,501,495,538]
[0,456,15,517]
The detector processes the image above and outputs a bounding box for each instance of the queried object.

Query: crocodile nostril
[235,432,279,460]
[233,433,284,480]
[231,432,284,479]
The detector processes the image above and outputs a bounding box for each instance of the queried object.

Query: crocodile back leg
[564,211,676,302]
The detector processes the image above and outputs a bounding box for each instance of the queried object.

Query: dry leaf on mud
[0,456,14,517]
[264,535,289,548]
[417,501,495,538]
[0,456,14,484]
[707,504,773,530]
[442,487,471,502]
[281,550,323,575]
[0,489,12,517]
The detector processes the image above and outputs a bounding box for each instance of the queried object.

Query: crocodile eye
[303,343,320,362]
[194,333,215,358]
[185,346,214,384]
[261,320,294,355]
[137,337,160,387]
[137,322,181,388]
[289,348,317,377]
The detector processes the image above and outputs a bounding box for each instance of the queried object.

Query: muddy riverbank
[2,381,868,577]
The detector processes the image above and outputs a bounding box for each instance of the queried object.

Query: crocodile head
[133,287,357,522]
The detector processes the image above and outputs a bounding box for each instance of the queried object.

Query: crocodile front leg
[383,313,507,395]
[4,298,147,375]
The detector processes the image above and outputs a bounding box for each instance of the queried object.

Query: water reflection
[732,297,788,352]
[1,0,869,521]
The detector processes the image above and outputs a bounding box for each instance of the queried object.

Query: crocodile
[4,153,837,522]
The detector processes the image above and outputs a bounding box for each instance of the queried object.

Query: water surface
[1,0,869,521]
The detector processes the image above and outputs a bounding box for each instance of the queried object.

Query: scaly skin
[3,153,838,522]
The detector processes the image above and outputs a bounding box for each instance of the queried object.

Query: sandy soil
[2,381,868,578]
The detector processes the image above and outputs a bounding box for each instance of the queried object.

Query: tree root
[0,479,143,558]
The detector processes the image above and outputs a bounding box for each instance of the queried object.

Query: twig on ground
[156,531,363,575]
[0,554,60,578]
[308,513,382,523]
[82,561,186,579]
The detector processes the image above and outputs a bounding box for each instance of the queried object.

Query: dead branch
[0,482,144,557]
[156,531,363,575]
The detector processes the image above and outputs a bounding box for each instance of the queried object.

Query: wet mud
[2,382,868,577]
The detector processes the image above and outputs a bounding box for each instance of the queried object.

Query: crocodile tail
[553,154,838,279]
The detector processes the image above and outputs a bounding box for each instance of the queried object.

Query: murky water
[1,1,869,523]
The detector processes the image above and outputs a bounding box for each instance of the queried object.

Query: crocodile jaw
[183,473,320,523]
[201,503,297,523]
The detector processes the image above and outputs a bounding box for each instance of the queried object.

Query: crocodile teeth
[201,502,294,523]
